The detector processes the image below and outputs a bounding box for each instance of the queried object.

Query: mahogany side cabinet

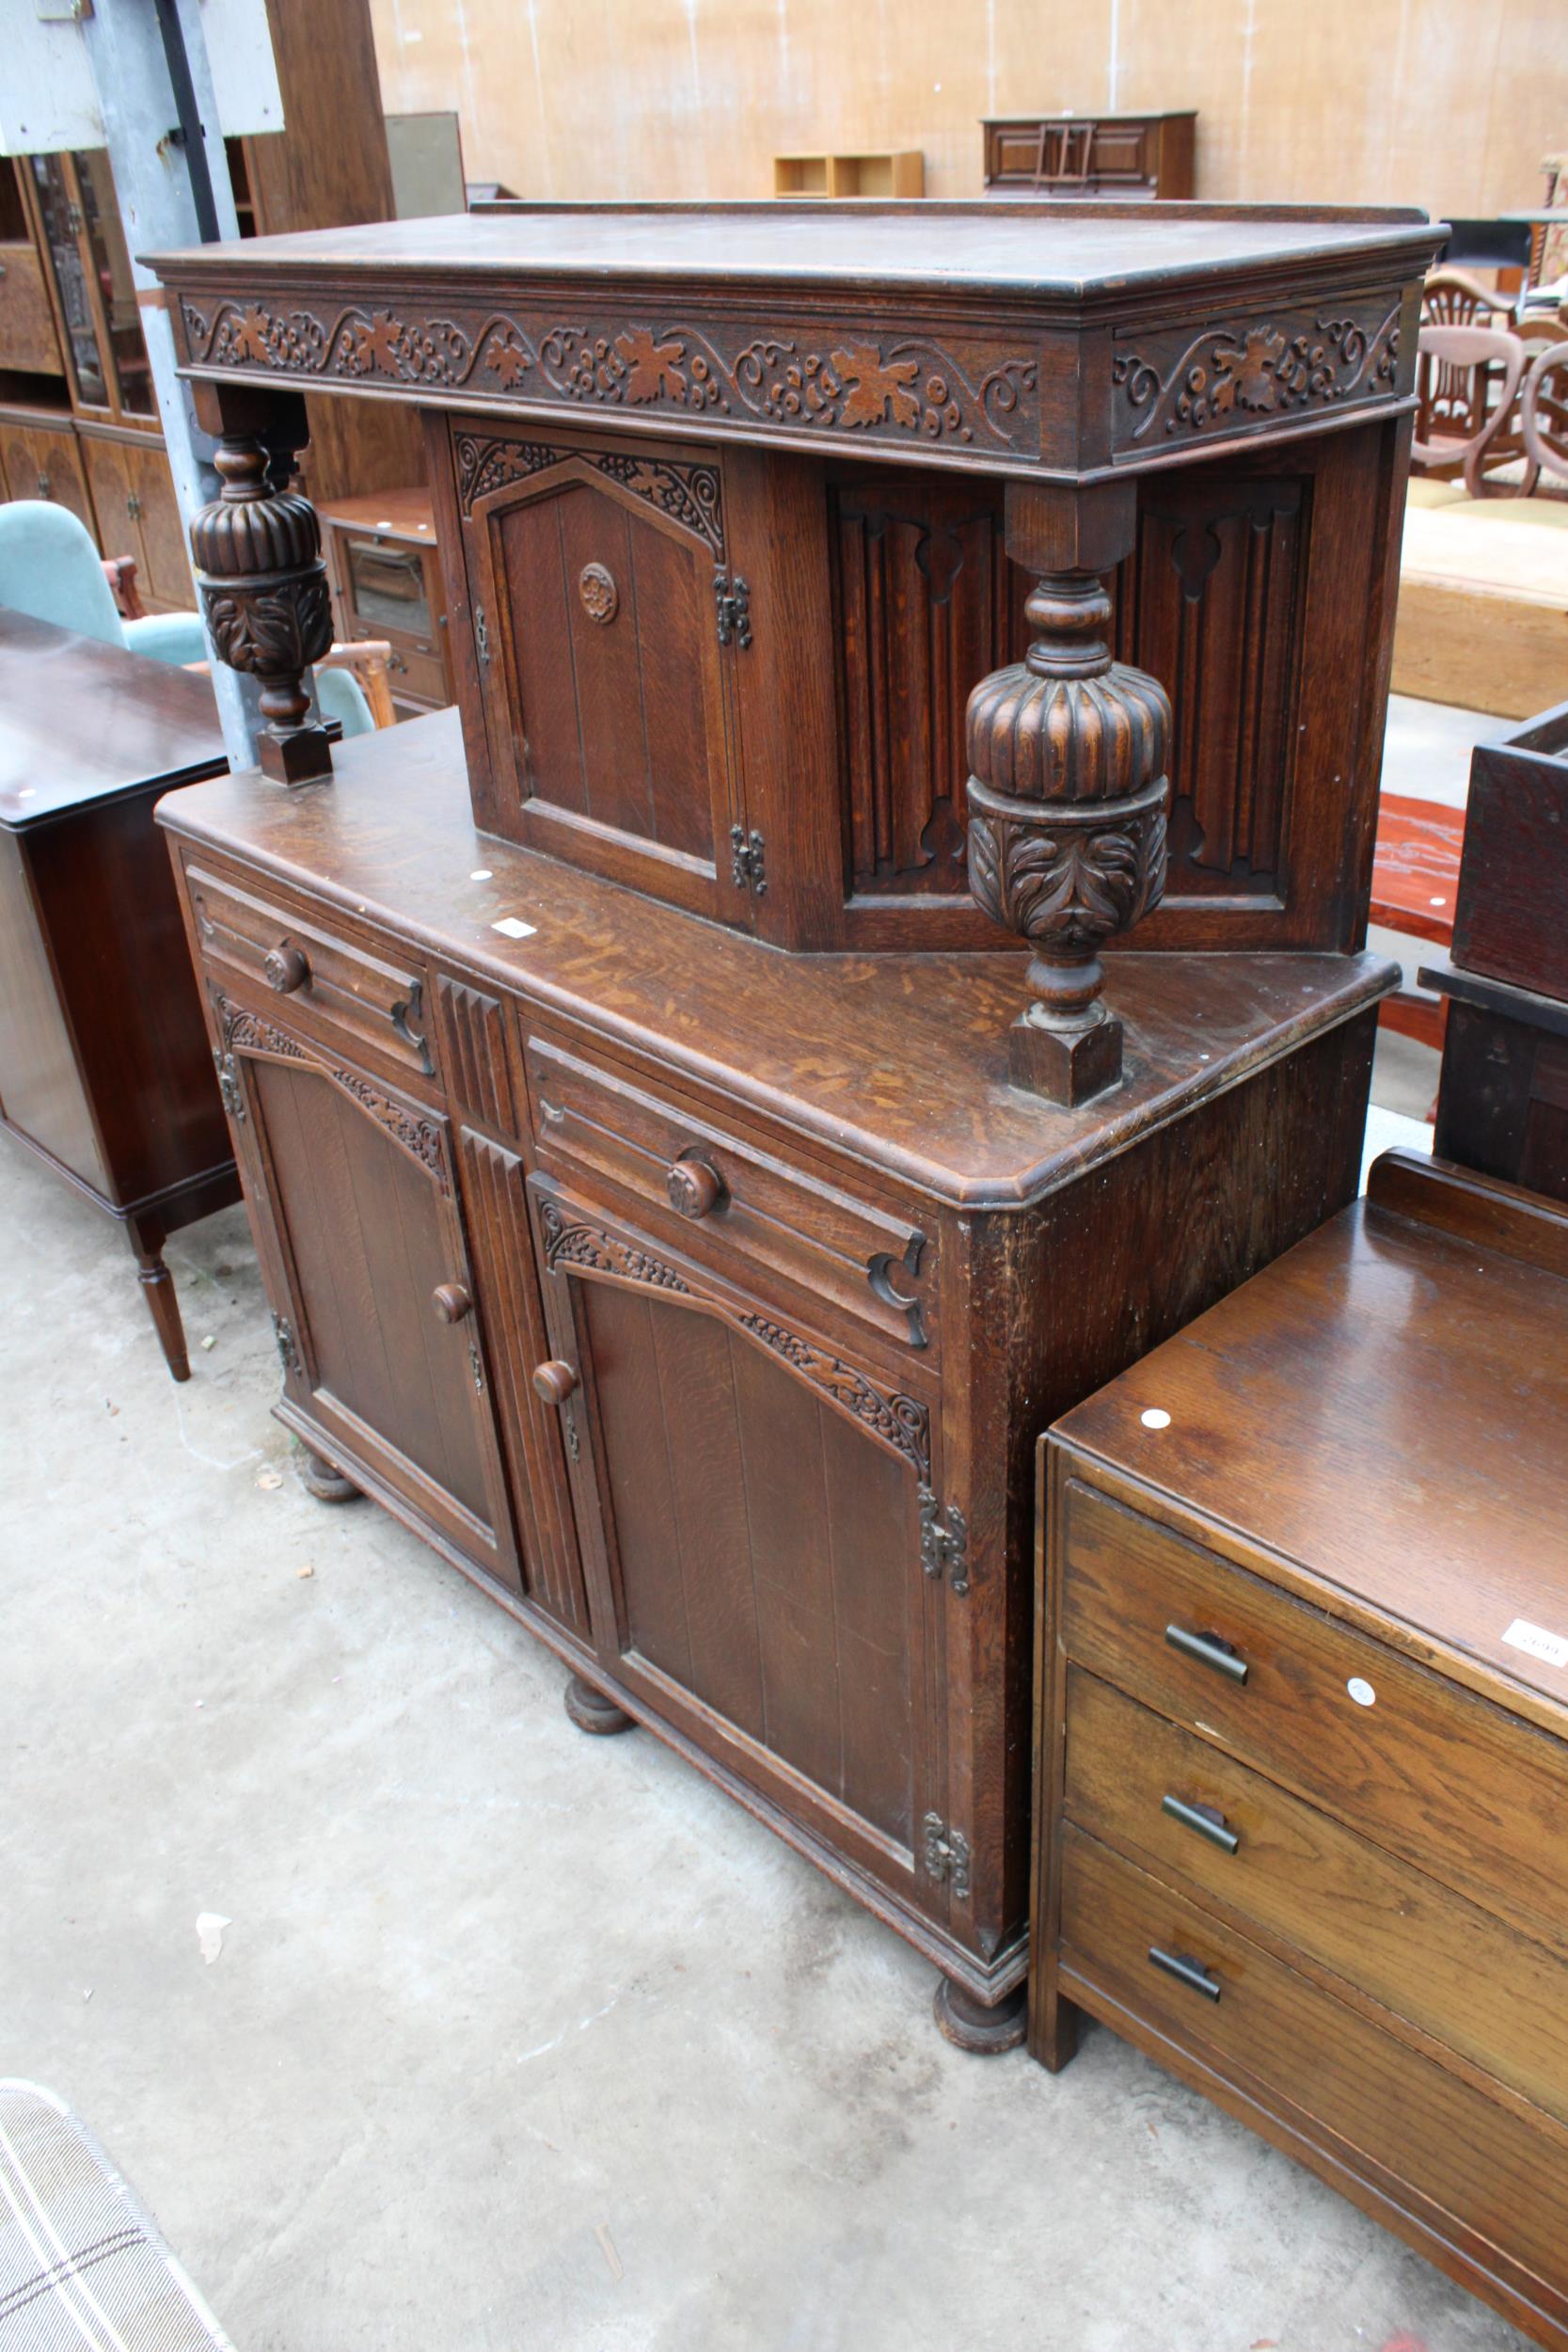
[1035,1149,1568,2348]
[0,610,236,1379]
[145,199,1439,2044]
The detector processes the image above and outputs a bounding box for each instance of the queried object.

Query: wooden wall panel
[369,0,1566,220]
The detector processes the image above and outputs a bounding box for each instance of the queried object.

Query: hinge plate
[214,1049,244,1122]
[919,1486,970,1595]
[714,569,752,650]
[922,1813,972,1900]
[271,1312,300,1377]
[473,603,491,666]
[729,823,767,897]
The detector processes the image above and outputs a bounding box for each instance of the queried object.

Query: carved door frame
[525,1171,957,1924]
[451,419,752,927]
[212,987,519,1589]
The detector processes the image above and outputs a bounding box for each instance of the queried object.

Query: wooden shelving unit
[773,151,924,199]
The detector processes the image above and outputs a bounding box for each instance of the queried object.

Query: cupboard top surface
[0,610,226,825]
[148,200,1433,296]
[1053,1153,1568,1720]
[155,707,1391,1211]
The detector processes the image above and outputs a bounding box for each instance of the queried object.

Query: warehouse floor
[2,1107,1528,2352]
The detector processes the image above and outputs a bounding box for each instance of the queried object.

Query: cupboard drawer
[378,641,447,705]
[1064,1668,1568,2128]
[1058,1476,1568,1953]
[525,1032,937,1356]
[185,862,434,1084]
[1058,1827,1568,2333]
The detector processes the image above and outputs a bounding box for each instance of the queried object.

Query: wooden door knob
[667,1154,725,1219]
[432,1281,473,1324]
[264,942,310,994]
[531,1359,579,1405]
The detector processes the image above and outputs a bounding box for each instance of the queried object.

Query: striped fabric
[0,2085,234,2350]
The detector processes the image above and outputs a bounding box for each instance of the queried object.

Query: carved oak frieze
[1112,304,1402,448]
[453,430,726,554]
[215,994,448,1186]
[537,1198,933,1481]
[177,296,1040,458]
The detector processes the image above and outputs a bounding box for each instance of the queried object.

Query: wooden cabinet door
[6,419,97,542]
[527,1175,950,1926]
[121,438,194,611]
[79,432,133,561]
[0,242,65,375]
[216,997,520,1592]
[456,426,752,927]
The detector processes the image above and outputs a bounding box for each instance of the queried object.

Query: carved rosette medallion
[578,561,619,624]
[188,437,334,784]
[966,567,1171,1104]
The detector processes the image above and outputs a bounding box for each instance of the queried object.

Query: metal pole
[77,0,263,771]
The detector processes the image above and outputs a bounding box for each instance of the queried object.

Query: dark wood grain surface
[156,710,1394,1208]
[1053,1150,1568,1717]
[148,199,1435,291]
[0,610,223,825]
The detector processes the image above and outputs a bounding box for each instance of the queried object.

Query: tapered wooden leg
[129,1220,189,1383]
[933,1976,1027,2055]
[564,1674,635,1736]
[296,1439,361,1503]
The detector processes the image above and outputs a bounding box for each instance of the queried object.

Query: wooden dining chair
[1411,324,1527,497]
[1520,340,1568,491]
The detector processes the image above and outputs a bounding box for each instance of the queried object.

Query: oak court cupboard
[144,199,1439,2047]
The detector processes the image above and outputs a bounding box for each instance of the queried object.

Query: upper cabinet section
[152,201,1440,485]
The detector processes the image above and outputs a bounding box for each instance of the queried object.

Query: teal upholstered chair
[0,500,376,733]
[0,499,207,664]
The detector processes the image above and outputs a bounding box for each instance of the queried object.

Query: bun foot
[564,1674,635,1736]
[933,1977,1027,2055]
[296,1442,361,1504]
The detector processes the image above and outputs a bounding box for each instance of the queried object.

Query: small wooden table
[0,610,236,1377]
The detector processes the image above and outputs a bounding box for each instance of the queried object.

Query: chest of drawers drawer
[1059,1476,1568,1953]
[1056,1826,1568,2342]
[1064,1666,1568,2128]
[524,1030,938,1359]
[185,861,434,1088]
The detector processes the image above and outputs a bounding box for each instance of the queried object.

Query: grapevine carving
[1113,305,1402,444]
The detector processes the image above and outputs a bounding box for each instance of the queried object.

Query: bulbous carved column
[966,480,1171,1106]
[189,436,334,785]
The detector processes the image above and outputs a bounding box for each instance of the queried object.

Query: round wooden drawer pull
[532,1359,579,1406]
[432,1282,473,1324]
[264,942,310,994]
[667,1154,725,1219]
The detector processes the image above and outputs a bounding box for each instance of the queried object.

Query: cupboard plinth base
[564,1674,637,1737]
[934,1977,1028,2055]
[296,1441,362,1504]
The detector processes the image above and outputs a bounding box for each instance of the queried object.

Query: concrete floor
[2,1127,1529,2349]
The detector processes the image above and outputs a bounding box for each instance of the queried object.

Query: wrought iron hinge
[562,1400,581,1463]
[214,1049,244,1121]
[919,1486,970,1595]
[126,491,143,521]
[714,570,752,650]
[271,1313,300,1377]
[473,603,491,666]
[467,1335,485,1396]
[35,471,51,500]
[922,1813,972,1900]
[66,200,84,237]
[729,823,767,896]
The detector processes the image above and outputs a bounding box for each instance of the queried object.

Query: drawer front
[185,862,434,1085]
[1065,1667,1568,2128]
[525,1032,938,1358]
[1059,1827,1568,2326]
[377,640,447,705]
[1059,1476,1568,1952]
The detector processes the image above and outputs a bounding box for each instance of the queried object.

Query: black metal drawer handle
[1162,1793,1240,1854]
[1165,1623,1248,1683]
[1148,1946,1221,2001]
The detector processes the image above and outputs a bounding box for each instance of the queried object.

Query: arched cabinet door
[525,1174,961,1938]
[212,991,519,1593]
[454,423,753,927]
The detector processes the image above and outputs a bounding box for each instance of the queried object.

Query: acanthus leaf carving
[215,994,448,1188]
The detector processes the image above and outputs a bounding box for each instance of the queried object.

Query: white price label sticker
[1502,1617,1568,1670]
[491,916,537,941]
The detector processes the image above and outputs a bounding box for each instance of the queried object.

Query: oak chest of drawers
[1035,1147,1568,2346]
